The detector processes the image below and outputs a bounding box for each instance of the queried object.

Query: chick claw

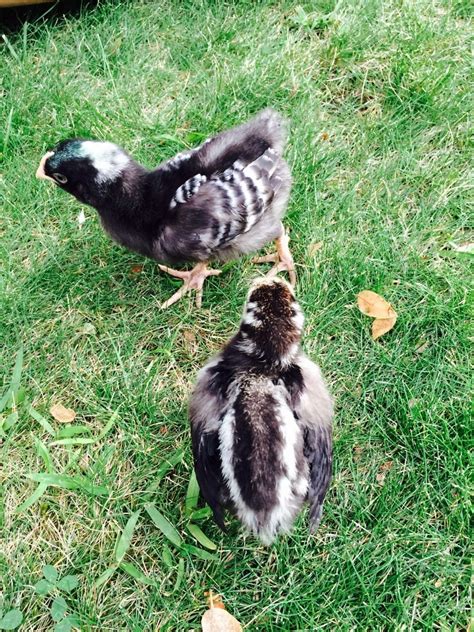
[158,262,222,309]
[253,228,296,286]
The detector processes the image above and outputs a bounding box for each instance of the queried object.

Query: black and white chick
[36,109,295,309]
[189,277,333,544]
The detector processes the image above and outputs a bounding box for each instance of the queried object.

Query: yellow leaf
[50,404,76,424]
[372,316,397,340]
[202,608,242,632]
[357,290,397,319]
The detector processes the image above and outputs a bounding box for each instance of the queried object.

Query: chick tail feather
[253,108,288,155]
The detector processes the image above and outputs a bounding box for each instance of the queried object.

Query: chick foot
[253,227,296,286]
[158,262,222,309]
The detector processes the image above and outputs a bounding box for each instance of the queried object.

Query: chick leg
[158,262,222,309]
[253,224,296,286]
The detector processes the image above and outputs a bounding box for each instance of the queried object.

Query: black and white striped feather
[40,109,291,268]
[189,278,333,544]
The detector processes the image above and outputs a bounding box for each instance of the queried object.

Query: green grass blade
[115,510,141,563]
[0,346,23,413]
[49,438,96,447]
[15,482,48,514]
[188,507,213,522]
[34,437,54,473]
[10,345,24,396]
[97,408,120,440]
[181,544,217,561]
[93,566,117,589]
[120,562,155,586]
[54,425,92,439]
[185,469,200,516]
[144,503,183,548]
[161,544,174,568]
[171,558,185,594]
[29,406,55,436]
[4,411,19,431]
[186,524,217,551]
[26,473,108,496]
[144,448,185,496]
[1,34,20,62]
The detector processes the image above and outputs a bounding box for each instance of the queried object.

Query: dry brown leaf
[202,609,242,632]
[321,131,329,141]
[308,241,323,256]
[130,265,143,274]
[202,592,242,632]
[357,290,397,319]
[50,404,76,424]
[372,316,397,340]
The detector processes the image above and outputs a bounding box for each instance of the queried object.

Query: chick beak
[36,151,55,182]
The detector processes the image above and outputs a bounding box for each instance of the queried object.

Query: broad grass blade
[145,503,183,548]
[185,469,200,516]
[144,448,184,496]
[115,510,141,563]
[34,437,54,472]
[29,406,55,436]
[120,562,155,586]
[27,473,108,496]
[93,565,117,589]
[15,482,48,513]
[186,524,217,551]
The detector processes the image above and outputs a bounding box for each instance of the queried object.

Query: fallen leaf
[202,592,242,632]
[130,265,143,274]
[308,241,323,256]
[372,316,397,340]
[50,404,76,424]
[204,592,225,609]
[321,132,329,141]
[202,609,242,632]
[357,290,396,319]
[357,290,398,340]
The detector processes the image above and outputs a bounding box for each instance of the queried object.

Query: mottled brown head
[238,277,304,365]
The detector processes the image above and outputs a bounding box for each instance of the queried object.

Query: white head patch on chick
[79,141,130,184]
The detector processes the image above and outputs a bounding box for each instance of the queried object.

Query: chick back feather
[189,278,333,544]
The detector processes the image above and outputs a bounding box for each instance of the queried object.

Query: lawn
[0,0,472,630]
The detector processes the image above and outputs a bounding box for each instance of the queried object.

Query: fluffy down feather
[189,278,333,544]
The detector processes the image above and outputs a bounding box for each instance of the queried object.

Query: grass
[0,0,472,629]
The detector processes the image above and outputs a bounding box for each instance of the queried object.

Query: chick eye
[53,173,68,184]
